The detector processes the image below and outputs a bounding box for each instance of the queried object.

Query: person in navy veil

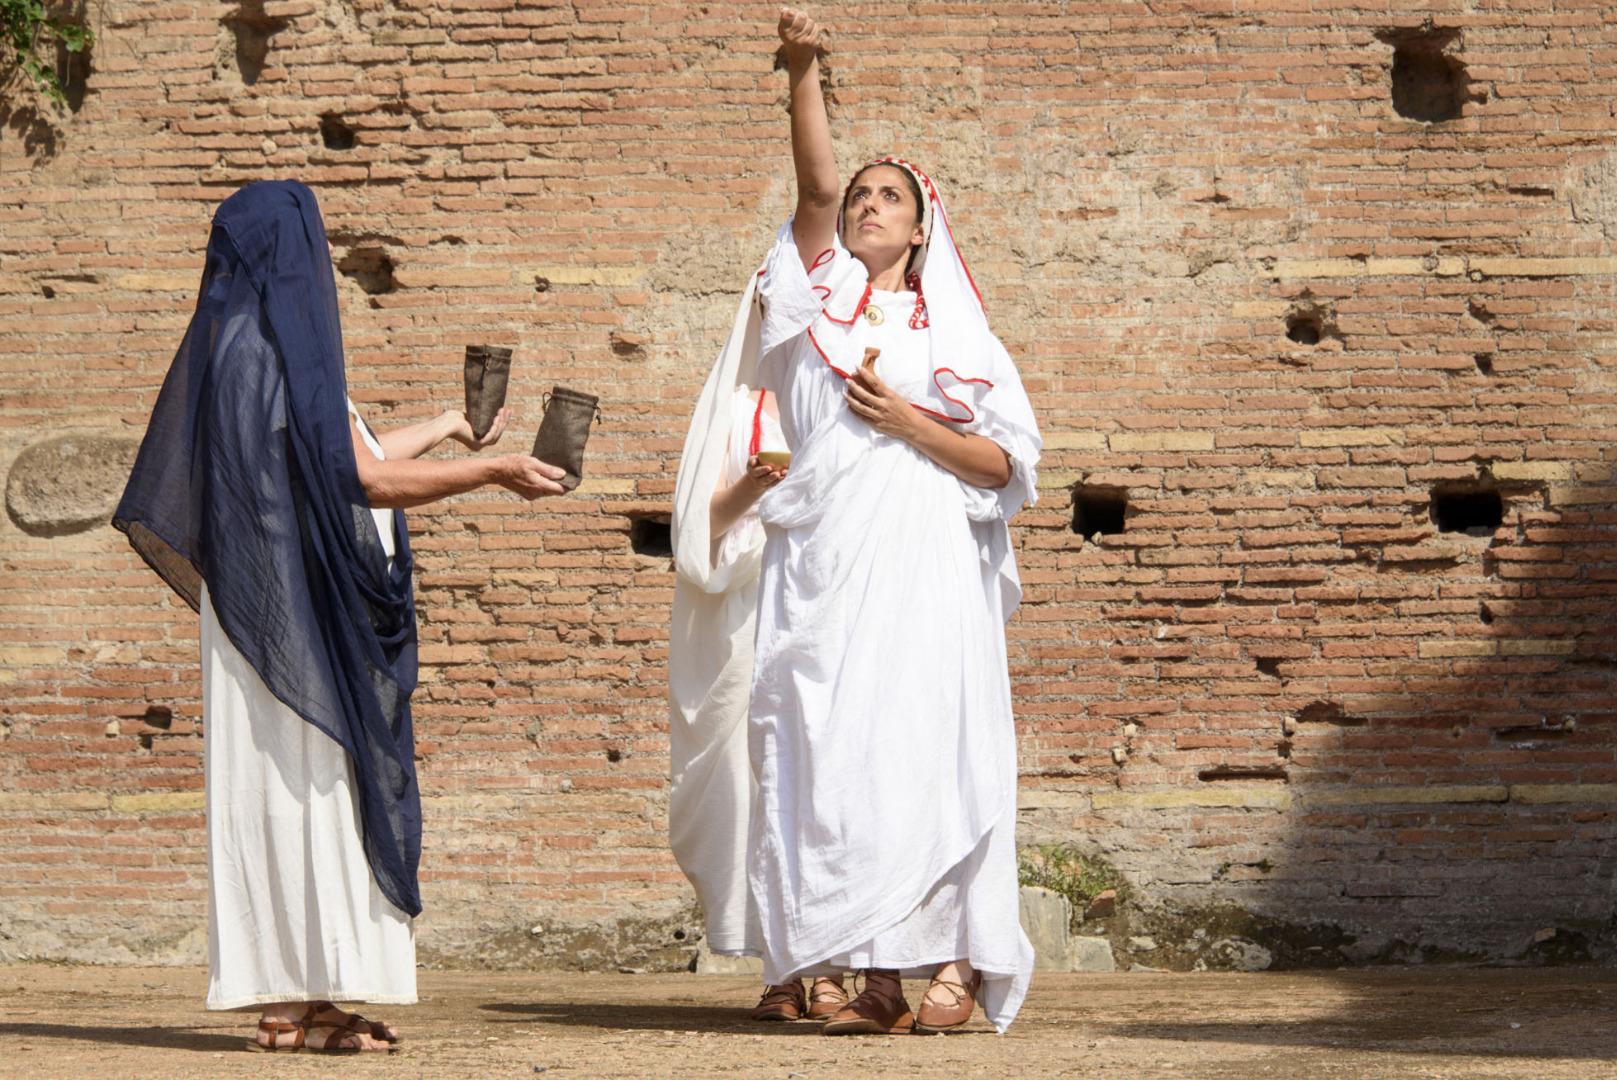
[114,180,565,1052]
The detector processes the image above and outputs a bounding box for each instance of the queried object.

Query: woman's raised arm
[778,7,838,268]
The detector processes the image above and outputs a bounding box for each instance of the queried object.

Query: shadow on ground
[480,1000,996,1038]
[0,1022,241,1053]
[1100,969,1617,1062]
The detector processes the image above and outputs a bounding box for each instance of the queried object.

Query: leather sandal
[246,1006,318,1053]
[821,970,914,1035]
[915,968,983,1033]
[750,979,807,1022]
[311,1000,400,1044]
[303,1011,399,1054]
[805,976,850,1021]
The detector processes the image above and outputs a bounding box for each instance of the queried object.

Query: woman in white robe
[206,398,563,1050]
[670,7,1040,1035]
[116,181,568,1053]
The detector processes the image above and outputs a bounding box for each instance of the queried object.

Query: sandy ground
[1,965,1614,1078]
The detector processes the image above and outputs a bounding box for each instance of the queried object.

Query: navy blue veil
[114,180,423,916]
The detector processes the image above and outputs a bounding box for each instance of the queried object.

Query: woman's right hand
[496,455,568,499]
[778,7,821,65]
[743,455,788,492]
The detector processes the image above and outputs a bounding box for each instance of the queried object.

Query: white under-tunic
[668,386,786,955]
[203,398,416,1010]
[748,232,1038,1032]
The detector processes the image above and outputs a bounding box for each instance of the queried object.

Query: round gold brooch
[863,304,885,326]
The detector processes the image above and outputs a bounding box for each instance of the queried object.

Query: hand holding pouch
[463,345,513,440]
[531,386,600,491]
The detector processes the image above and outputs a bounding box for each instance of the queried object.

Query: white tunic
[748,234,1038,1031]
[203,399,416,1010]
[667,387,785,955]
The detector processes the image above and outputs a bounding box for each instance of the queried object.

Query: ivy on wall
[2,0,93,107]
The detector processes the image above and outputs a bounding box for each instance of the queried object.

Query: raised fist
[777,7,821,63]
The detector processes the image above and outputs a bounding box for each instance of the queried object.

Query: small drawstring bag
[531,386,601,491]
[463,345,513,440]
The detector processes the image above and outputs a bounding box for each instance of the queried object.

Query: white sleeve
[711,387,767,573]
[946,341,1042,523]
[757,220,861,355]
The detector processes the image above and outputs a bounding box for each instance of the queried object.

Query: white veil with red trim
[808,156,1043,616]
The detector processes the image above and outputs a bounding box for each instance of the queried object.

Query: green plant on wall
[1018,844,1124,932]
[2,0,93,107]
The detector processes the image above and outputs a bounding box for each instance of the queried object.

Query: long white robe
[203,399,416,1010]
[747,227,1040,1032]
[667,388,785,954]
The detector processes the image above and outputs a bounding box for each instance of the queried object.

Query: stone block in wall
[692,941,762,975]
[1071,936,1117,973]
[1019,885,1115,973]
[5,435,138,535]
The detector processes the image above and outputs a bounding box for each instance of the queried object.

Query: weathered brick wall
[2,1,1614,969]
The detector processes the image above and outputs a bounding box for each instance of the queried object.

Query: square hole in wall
[1378,27,1473,123]
[1072,486,1127,541]
[1285,311,1323,345]
[1430,485,1502,536]
[629,515,672,558]
[320,113,356,150]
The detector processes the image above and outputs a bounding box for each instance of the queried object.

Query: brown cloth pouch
[463,345,513,440]
[531,386,601,491]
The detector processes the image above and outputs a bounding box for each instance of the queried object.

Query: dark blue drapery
[114,180,423,916]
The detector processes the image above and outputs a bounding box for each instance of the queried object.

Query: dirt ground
[1,964,1615,1078]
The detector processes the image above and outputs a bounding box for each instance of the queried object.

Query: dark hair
[843,162,924,226]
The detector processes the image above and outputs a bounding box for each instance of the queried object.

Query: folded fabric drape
[113,179,425,917]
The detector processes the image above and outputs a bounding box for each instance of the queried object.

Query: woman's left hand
[448,406,508,450]
[844,350,922,442]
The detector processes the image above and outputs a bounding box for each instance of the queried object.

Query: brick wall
[2,1,1614,969]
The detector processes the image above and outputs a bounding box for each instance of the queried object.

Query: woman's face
[842,165,925,273]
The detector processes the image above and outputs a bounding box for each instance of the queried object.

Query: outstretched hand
[497,454,567,500]
[777,7,821,64]
[844,348,923,442]
[448,406,509,451]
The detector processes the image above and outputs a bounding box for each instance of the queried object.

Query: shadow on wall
[0,102,58,161]
[1104,472,1617,972]
[1274,472,1617,965]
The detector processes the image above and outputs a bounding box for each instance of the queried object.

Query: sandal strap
[756,982,805,1008]
[923,970,982,1008]
[255,1011,313,1051]
[852,969,905,1010]
[808,978,848,1004]
[344,1011,394,1041]
[305,1013,370,1051]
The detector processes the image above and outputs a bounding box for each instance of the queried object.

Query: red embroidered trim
[922,366,994,424]
[748,388,768,458]
[906,270,928,329]
[805,325,852,379]
[809,248,834,274]
[822,282,872,326]
[806,326,990,426]
[936,201,985,311]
